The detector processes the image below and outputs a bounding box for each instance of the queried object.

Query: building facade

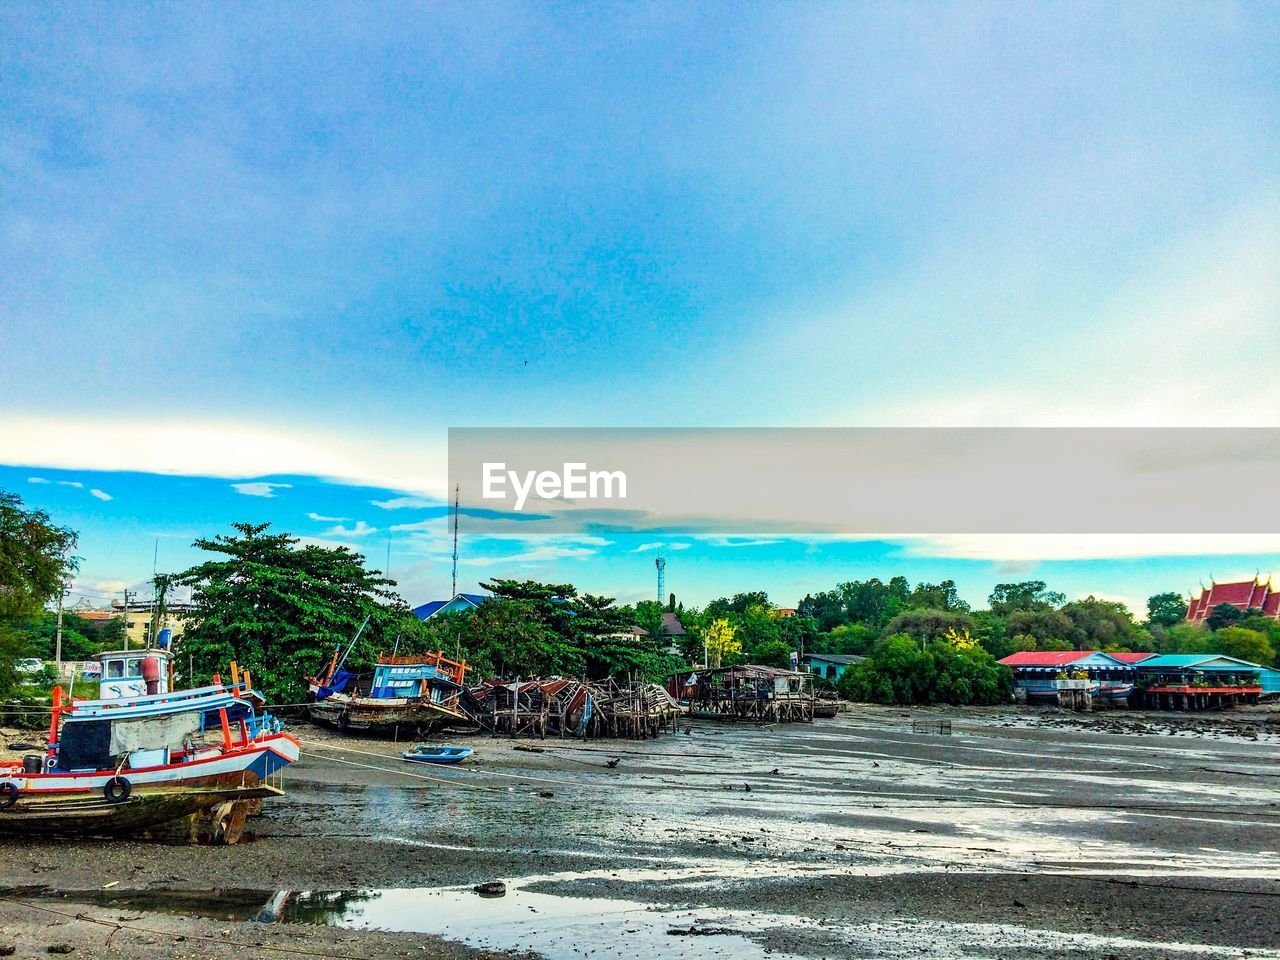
[1186,579,1280,622]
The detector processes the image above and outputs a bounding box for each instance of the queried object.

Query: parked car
[14,658,44,675]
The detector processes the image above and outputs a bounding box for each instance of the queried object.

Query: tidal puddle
[40,880,1280,960]
[50,882,809,960]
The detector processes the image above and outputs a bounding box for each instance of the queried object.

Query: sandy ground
[2,704,1279,958]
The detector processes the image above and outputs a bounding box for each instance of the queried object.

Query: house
[1134,654,1280,708]
[803,652,865,681]
[656,612,686,655]
[78,602,192,648]
[411,593,489,620]
[998,650,1137,703]
[1104,651,1157,664]
[1186,578,1280,622]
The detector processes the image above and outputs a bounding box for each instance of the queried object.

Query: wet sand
[2,705,1279,958]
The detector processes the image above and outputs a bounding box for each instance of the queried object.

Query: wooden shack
[668,664,815,722]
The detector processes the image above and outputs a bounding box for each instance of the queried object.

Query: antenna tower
[451,484,460,598]
[655,556,666,604]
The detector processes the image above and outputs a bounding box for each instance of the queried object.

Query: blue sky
[2,3,1279,614]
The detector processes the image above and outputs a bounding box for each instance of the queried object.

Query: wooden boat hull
[309,694,467,733]
[0,784,283,843]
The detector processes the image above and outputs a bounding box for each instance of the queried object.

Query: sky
[2,3,1279,614]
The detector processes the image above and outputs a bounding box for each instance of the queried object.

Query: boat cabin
[370,652,469,704]
[92,648,172,700]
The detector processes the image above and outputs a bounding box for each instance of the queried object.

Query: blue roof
[411,593,489,620]
[1138,654,1263,670]
[411,599,448,619]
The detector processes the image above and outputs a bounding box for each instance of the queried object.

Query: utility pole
[121,588,130,651]
[54,580,67,681]
[150,539,159,647]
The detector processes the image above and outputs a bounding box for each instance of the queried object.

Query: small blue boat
[401,745,473,765]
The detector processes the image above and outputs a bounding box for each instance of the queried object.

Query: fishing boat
[401,744,473,765]
[306,620,473,734]
[0,661,299,842]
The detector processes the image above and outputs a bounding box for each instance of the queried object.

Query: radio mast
[451,484,460,598]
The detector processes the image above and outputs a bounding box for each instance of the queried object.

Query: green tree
[705,591,770,618]
[836,633,1011,706]
[1059,597,1145,651]
[1206,603,1243,631]
[0,490,79,696]
[908,580,971,613]
[175,522,400,702]
[987,581,1065,616]
[0,490,79,618]
[462,598,581,677]
[753,639,793,668]
[882,608,975,644]
[1145,592,1188,629]
[823,622,877,656]
[1005,609,1073,648]
[1159,622,1211,655]
[1209,626,1275,666]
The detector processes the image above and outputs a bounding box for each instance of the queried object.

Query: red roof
[998,651,1091,666]
[1105,652,1156,663]
[1187,580,1280,622]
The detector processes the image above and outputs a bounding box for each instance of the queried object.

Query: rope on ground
[298,738,588,790]
[0,896,376,960]
[297,750,509,794]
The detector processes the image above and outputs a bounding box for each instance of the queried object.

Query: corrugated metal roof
[412,593,490,620]
[411,599,448,619]
[999,651,1092,666]
[1106,651,1157,663]
[1138,653,1264,669]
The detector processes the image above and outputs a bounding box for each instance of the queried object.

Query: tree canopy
[0,490,78,619]
[0,490,79,695]
[175,522,404,702]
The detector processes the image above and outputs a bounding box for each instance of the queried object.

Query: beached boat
[307,650,472,734]
[0,663,299,841]
[0,783,282,842]
[401,745,472,765]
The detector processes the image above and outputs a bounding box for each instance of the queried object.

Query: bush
[836,633,1012,706]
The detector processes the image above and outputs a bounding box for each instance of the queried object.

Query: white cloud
[633,541,693,552]
[701,537,783,548]
[388,518,449,534]
[0,415,448,499]
[841,196,1280,430]
[27,475,110,501]
[372,497,437,510]
[231,482,293,498]
[323,520,378,538]
[893,534,1280,562]
[459,544,600,566]
[308,512,348,522]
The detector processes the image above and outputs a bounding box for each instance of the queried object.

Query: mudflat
[2,706,1278,959]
